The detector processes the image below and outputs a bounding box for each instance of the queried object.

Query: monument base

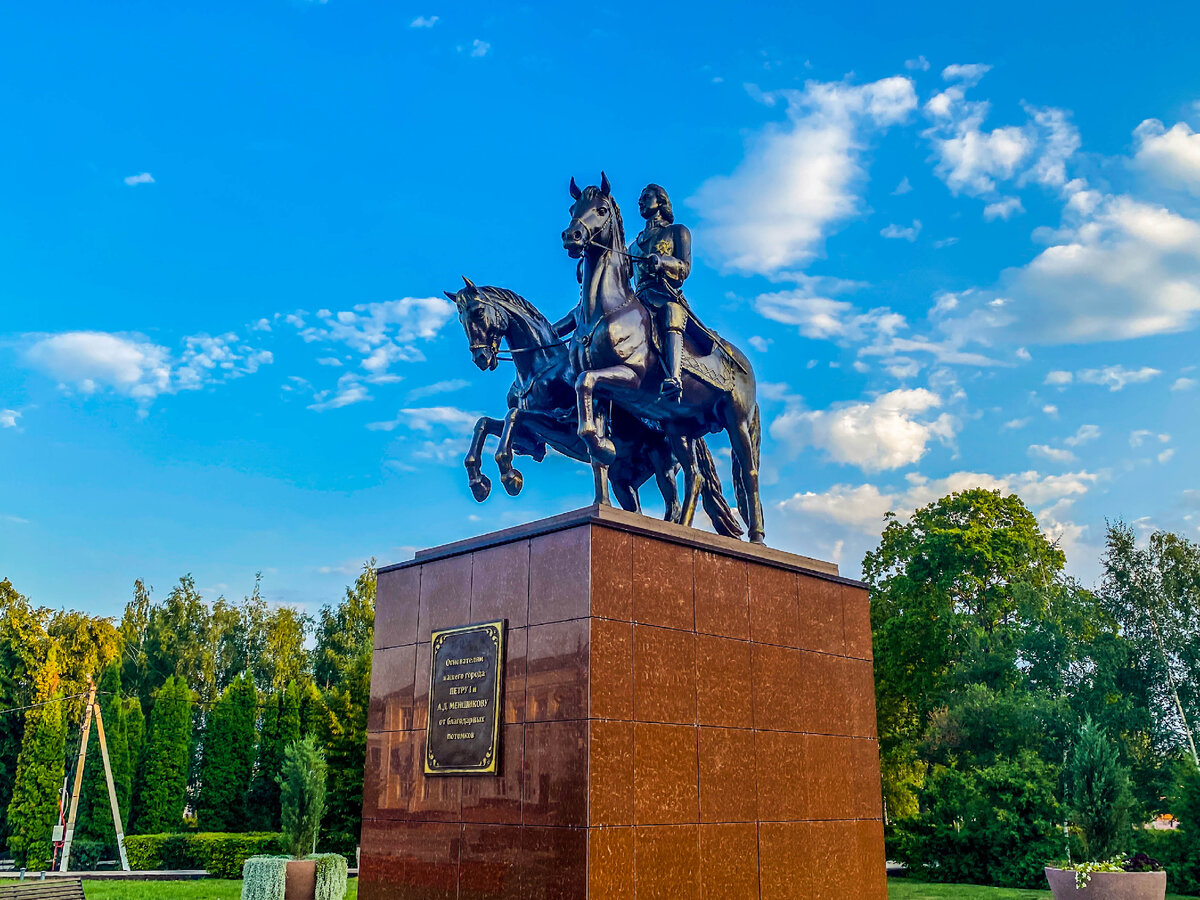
[359,505,886,900]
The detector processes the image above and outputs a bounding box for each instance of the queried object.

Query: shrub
[124,832,282,877]
[1065,717,1134,860]
[242,856,288,900]
[67,839,110,871]
[313,852,349,900]
[280,738,327,858]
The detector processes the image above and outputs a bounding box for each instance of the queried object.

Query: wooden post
[92,700,131,871]
[59,677,97,872]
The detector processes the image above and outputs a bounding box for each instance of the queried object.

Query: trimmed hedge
[125,832,283,877]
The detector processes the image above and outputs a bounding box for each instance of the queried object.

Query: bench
[0,879,85,900]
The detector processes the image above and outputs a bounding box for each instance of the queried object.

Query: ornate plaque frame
[424,619,506,776]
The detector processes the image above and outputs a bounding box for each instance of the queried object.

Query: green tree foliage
[76,663,132,850]
[280,737,327,858]
[245,681,302,831]
[313,561,375,690]
[132,675,193,834]
[47,609,122,726]
[1065,717,1133,860]
[5,647,67,869]
[120,696,143,821]
[195,674,258,831]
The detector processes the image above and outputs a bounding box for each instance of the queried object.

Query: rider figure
[632,184,690,400]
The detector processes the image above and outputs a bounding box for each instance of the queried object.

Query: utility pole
[58,677,132,872]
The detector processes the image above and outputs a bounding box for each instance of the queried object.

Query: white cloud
[1063,424,1100,446]
[469,39,490,58]
[1134,119,1200,194]
[778,483,893,530]
[690,75,917,274]
[405,378,470,403]
[941,63,992,84]
[308,373,371,411]
[1002,417,1030,430]
[1077,365,1162,391]
[771,388,957,471]
[1029,444,1076,464]
[752,275,900,341]
[892,176,913,195]
[410,15,439,27]
[983,197,1023,220]
[748,336,772,353]
[905,56,931,72]
[1159,448,1176,463]
[1,409,20,428]
[292,296,454,375]
[123,172,154,186]
[1129,430,1170,447]
[881,220,922,241]
[1044,370,1073,386]
[1173,376,1198,391]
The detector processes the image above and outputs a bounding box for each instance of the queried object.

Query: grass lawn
[887,877,1197,899]
[82,879,359,900]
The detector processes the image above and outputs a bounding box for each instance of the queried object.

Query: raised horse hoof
[501,468,524,496]
[470,475,492,502]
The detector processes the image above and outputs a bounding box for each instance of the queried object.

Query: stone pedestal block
[359,505,886,900]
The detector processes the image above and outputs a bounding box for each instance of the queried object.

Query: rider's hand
[647,253,662,273]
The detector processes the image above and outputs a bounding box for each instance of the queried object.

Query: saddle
[647,301,745,394]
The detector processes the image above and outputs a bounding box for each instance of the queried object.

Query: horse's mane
[581,185,631,283]
[470,284,553,331]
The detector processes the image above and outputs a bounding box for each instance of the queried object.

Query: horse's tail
[696,437,743,538]
[732,404,761,531]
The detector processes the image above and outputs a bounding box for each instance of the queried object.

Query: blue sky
[3,0,1199,617]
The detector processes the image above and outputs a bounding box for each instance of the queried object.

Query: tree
[120,696,144,826]
[280,737,327,858]
[132,676,193,834]
[1065,717,1133,861]
[76,664,131,850]
[245,681,301,831]
[318,650,370,852]
[195,674,258,831]
[313,562,375,690]
[5,646,67,869]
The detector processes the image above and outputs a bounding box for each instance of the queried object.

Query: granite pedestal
[359,505,886,900]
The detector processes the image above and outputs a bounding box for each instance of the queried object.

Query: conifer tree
[121,697,144,826]
[5,648,66,869]
[195,674,258,831]
[132,676,193,834]
[246,680,302,830]
[76,664,130,849]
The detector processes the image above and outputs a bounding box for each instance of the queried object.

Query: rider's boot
[661,330,683,401]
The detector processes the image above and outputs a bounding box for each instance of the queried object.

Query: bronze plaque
[424,620,505,776]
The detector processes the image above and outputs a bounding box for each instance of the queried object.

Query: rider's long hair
[642,184,674,224]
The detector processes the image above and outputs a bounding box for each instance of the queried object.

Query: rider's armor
[632,218,691,398]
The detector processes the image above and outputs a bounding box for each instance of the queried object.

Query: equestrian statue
[448,173,764,543]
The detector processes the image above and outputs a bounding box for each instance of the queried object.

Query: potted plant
[243,738,348,900]
[1045,718,1165,899]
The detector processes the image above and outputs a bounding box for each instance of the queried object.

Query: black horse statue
[447,278,742,536]
[561,175,765,542]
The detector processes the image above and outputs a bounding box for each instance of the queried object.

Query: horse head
[445,276,509,371]
[562,172,623,260]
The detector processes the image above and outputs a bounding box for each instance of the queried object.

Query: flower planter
[285,859,318,900]
[1045,867,1166,899]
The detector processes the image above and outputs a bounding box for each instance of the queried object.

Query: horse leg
[575,365,641,465]
[495,408,526,496]
[611,477,638,512]
[465,416,503,502]
[648,442,682,522]
[727,414,765,543]
[667,433,700,527]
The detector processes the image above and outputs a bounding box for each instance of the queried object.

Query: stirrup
[660,377,683,400]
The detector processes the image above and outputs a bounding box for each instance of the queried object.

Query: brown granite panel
[693,550,749,639]
[695,634,752,729]
[855,818,889,899]
[470,540,530,628]
[748,563,800,647]
[699,822,759,900]
[589,719,635,826]
[459,824,522,900]
[632,536,694,630]
[460,723,524,825]
[755,730,807,821]
[522,719,587,827]
[521,826,587,900]
[368,644,417,733]
[751,643,805,733]
[698,727,757,823]
[528,525,590,625]
[843,583,873,660]
[851,738,884,819]
[375,565,420,650]
[364,730,420,820]
[590,618,633,721]
[412,641,432,731]
[804,734,854,821]
[526,619,588,722]
[633,625,696,725]
[758,821,807,900]
[410,771,463,823]
[845,656,878,738]
[502,627,528,725]
[804,820,860,899]
[592,525,633,621]
[587,827,635,900]
[634,722,699,825]
[358,819,460,900]
[634,825,700,900]
[798,650,840,736]
[417,554,473,641]
[797,576,845,655]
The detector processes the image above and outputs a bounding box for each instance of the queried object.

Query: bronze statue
[561,174,764,542]
[631,184,691,400]
[448,279,742,536]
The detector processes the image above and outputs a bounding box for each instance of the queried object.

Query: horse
[561,174,765,542]
[446,279,743,536]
